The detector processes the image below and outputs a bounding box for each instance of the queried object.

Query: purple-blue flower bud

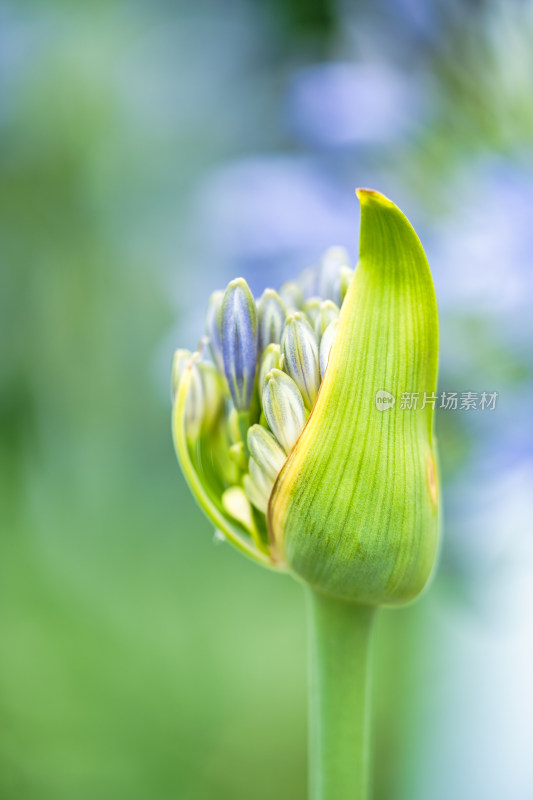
[221,278,258,411]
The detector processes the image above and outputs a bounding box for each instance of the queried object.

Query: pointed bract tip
[355,188,395,208]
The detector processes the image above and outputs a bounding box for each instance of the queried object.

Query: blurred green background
[1,1,533,798]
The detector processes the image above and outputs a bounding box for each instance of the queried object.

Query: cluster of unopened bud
[174,190,440,603]
[172,248,353,550]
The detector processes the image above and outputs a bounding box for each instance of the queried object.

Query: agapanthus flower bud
[229,441,248,472]
[221,278,258,412]
[303,297,322,328]
[281,312,321,410]
[197,361,224,430]
[248,424,287,481]
[243,472,268,515]
[257,289,286,353]
[172,352,204,443]
[222,486,263,550]
[250,456,275,502]
[171,348,192,402]
[172,189,440,599]
[279,281,303,310]
[262,368,307,454]
[258,343,284,397]
[315,300,340,339]
[227,407,242,444]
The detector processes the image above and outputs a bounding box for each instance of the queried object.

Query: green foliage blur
[1,1,532,799]
[0,3,309,798]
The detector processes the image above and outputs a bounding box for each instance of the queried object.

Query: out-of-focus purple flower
[430,159,533,316]
[287,62,426,148]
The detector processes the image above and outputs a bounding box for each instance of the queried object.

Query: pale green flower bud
[315,300,340,339]
[319,319,338,377]
[172,351,222,441]
[221,278,258,411]
[303,297,322,328]
[257,289,286,352]
[173,353,271,566]
[222,486,265,552]
[247,424,287,482]
[243,470,270,514]
[197,361,224,430]
[258,343,284,395]
[182,359,203,443]
[262,368,307,455]
[229,441,248,472]
[281,312,321,410]
[279,281,303,310]
[171,348,192,402]
[250,456,275,497]
[227,407,242,444]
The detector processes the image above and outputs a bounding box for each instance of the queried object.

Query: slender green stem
[307,588,377,800]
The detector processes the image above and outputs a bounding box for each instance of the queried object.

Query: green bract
[172,190,440,603]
